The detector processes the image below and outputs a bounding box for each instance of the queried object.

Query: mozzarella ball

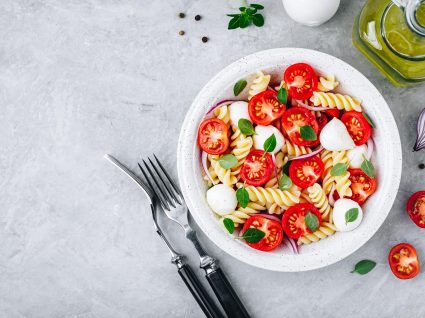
[347,145,368,168]
[253,125,285,154]
[332,198,363,232]
[229,101,250,127]
[206,184,237,215]
[320,118,355,151]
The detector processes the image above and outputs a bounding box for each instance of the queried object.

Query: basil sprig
[305,211,319,232]
[236,185,249,208]
[330,163,348,176]
[345,208,359,225]
[300,125,317,141]
[263,133,277,153]
[215,154,238,169]
[279,173,292,190]
[351,259,376,275]
[223,218,235,234]
[238,118,255,136]
[277,87,288,104]
[233,79,247,96]
[227,3,265,30]
[239,228,265,243]
[361,156,375,178]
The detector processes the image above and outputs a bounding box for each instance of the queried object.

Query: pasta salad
[197,63,377,253]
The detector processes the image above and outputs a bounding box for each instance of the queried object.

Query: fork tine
[143,159,176,209]
[139,161,171,211]
[148,156,182,205]
[153,154,183,198]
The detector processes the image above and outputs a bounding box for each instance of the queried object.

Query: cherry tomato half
[284,63,318,100]
[248,90,286,126]
[282,203,322,239]
[197,118,230,155]
[324,108,340,118]
[240,150,275,186]
[281,107,319,147]
[289,156,324,189]
[341,111,372,146]
[349,169,377,205]
[406,191,425,228]
[241,215,284,251]
[388,243,420,280]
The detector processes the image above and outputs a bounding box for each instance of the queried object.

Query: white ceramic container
[282,0,341,26]
[177,48,402,272]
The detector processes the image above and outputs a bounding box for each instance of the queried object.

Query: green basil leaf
[238,118,255,136]
[279,173,292,190]
[239,6,246,12]
[250,3,264,10]
[345,208,359,224]
[239,14,250,28]
[330,163,348,176]
[228,16,241,29]
[277,87,288,104]
[282,161,291,175]
[351,259,376,275]
[251,14,264,27]
[240,228,265,243]
[305,211,319,232]
[363,112,376,128]
[236,186,249,208]
[246,7,257,14]
[300,125,317,141]
[263,133,277,153]
[233,79,247,96]
[361,156,375,178]
[216,154,238,169]
[223,218,235,234]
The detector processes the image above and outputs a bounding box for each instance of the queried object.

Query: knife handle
[206,267,250,318]
[178,263,225,318]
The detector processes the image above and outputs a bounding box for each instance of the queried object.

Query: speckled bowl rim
[177,48,402,272]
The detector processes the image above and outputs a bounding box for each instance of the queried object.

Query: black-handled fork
[139,155,251,318]
[104,154,224,318]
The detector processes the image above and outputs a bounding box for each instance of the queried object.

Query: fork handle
[206,267,250,318]
[178,264,225,318]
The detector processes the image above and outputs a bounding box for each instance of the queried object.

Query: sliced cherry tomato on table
[388,243,420,280]
[406,191,425,228]
[241,215,284,251]
[197,118,230,155]
[348,168,377,205]
[341,111,372,146]
[289,156,324,189]
[240,150,275,186]
[248,90,286,126]
[281,107,319,147]
[282,203,322,239]
[324,108,340,118]
[283,63,318,100]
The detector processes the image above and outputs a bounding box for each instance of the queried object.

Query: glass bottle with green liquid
[353,0,425,86]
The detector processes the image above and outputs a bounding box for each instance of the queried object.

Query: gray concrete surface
[1,0,425,317]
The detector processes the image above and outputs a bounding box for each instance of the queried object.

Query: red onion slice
[295,99,327,111]
[366,138,374,160]
[283,237,299,254]
[328,184,336,207]
[259,213,281,222]
[207,99,240,114]
[414,107,425,151]
[201,151,216,185]
[289,146,324,161]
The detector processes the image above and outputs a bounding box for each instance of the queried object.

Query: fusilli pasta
[213,105,231,124]
[317,75,339,92]
[332,151,352,198]
[281,139,312,158]
[244,185,301,208]
[321,150,334,194]
[307,183,332,221]
[298,222,337,245]
[248,71,271,100]
[220,202,266,226]
[209,154,238,186]
[310,92,362,112]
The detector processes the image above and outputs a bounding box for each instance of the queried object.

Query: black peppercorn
[179,12,185,18]
[179,30,185,36]
[202,36,208,43]
[195,15,201,21]
[419,163,425,169]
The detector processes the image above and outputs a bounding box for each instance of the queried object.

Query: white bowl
[177,48,402,272]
